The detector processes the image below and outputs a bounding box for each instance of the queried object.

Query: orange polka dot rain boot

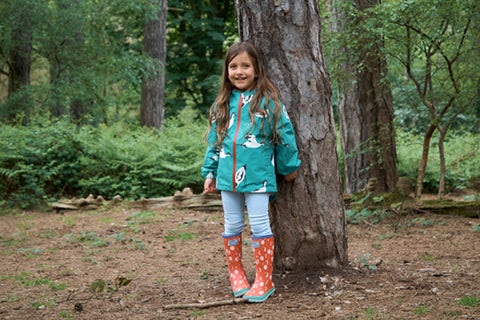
[222,233,250,297]
[243,235,275,303]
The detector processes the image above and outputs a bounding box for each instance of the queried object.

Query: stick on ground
[163,298,249,310]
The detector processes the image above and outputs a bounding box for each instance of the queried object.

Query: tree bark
[7,5,33,123]
[415,124,436,198]
[236,0,347,271]
[8,21,32,96]
[335,0,397,194]
[437,125,447,199]
[141,0,167,129]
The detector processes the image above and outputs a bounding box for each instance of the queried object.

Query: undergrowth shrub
[0,119,83,207]
[2,111,479,209]
[0,108,206,208]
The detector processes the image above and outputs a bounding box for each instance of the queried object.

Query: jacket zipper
[232,92,243,192]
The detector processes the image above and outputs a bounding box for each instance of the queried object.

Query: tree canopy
[0,0,237,124]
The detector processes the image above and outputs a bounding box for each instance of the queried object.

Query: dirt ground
[0,197,479,320]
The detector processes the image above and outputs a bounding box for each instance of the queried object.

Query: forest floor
[0,194,479,320]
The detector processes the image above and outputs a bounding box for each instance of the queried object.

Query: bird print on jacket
[242,134,264,148]
[202,89,301,195]
[253,180,268,193]
[220,147,231,158]
[242,94,253,107]
[228,113,236,129]
[235,165,246,188]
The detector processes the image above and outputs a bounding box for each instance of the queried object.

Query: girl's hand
[204,178,217,193]
[284,171,297,182]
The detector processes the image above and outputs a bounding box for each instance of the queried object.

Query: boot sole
[244,287,275,303]
[233,287,250,297]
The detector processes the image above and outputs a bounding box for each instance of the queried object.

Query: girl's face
[228,51,257,90]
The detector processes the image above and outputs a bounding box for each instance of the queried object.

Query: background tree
[8,3,32,96]
[0,0,151,125]
[166,0,237,116]
[328,0,397,194]
[141,0,168,129]
[373,0,480,198]
[236,0,347,271]
[0,0,35,122]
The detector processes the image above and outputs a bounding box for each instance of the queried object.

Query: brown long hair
[207,41,283,147]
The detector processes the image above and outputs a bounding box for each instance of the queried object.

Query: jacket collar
[232,87,256,95]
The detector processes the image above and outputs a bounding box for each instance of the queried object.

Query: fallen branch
[163,298,248,310]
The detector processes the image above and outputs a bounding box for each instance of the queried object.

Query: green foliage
[0,109,206,208]
[323,0,480,135]
[376,0,480,134]
[396,129,480,192]
[0,0,156,124]
[346,208,382,224]
[127,237,146,250]
[345,193,394,224]
[359,254,377,270]
[463,194,480,201]
[1,0,237,124]
[90,276,132,293]
[166,0,237,117]
[77,108,206,200]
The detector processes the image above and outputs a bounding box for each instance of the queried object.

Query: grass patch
[127,237,146,250]
[413,304,433,315]
[64,232,111,247]
[17,247,42,257]
[154,276,168,283]
[39,230,58,239]
[126,211,158,232]
[3,271,67,291]
[165,230,197,242]
[58,215,78,226]
[189,310,205,317]
[362,307,389,319]
[1,271,33,282]
[99,217,116,224]
[21,278,67,290]
[15,221,35,230]
[0,249,14,256]
[422,253,436,262]
[58,311,74,319]
[6,294,22,302]
[31,297,57,308]
[1,232,28,247]
[457,295,480,308]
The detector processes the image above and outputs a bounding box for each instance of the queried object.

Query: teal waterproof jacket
[202,89,301,195]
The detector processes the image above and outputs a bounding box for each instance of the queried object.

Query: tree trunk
[7,7,32,123]
[8,22,32,95]
[141,0,167,129]
[336,0,397,194]
[236,0,347,271]
[437,126,447,199]
[415,124,437,198]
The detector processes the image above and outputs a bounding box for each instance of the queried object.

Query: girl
[202,41,301,303]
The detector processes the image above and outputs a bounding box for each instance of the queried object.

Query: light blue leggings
[221,191,272,238]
